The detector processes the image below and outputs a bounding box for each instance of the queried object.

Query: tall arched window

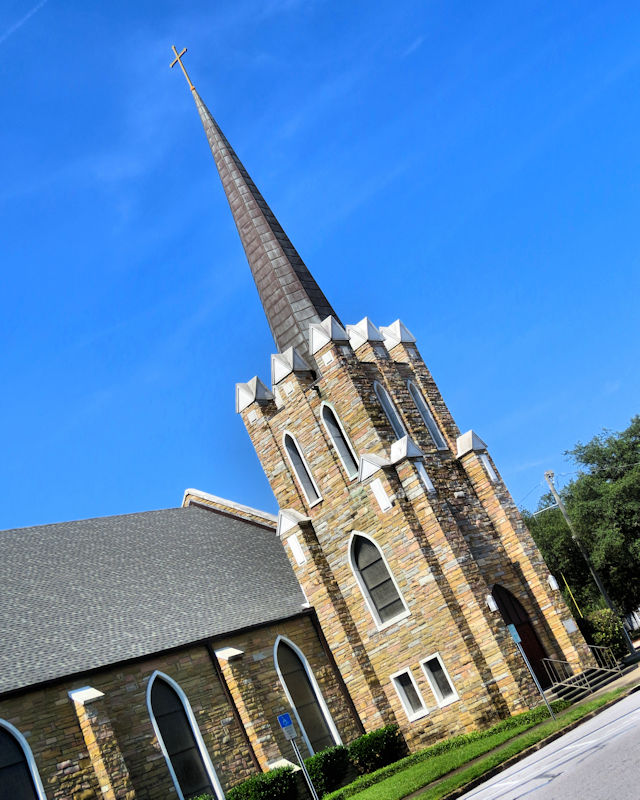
[407,381,447,450]
[284,433,321,505]
[350,534,408,626]
[274,637,340,756]
[0,720,46,800]
[373,382,405,439]
[147,672,223,800]
[321,404,358,479]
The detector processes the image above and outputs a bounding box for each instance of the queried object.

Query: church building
[0,54,594,800]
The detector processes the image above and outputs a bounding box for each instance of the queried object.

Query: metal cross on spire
[170,45,195,91]
[173,51,341,358]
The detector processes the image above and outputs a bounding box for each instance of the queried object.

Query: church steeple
[171,47,340,359]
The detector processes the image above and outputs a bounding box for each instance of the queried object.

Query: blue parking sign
[277,713,293,729]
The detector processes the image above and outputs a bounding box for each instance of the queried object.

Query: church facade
[0,59,594,800]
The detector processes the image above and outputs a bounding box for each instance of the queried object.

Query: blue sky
[1,0,638,530]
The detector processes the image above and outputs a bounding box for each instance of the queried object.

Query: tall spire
[171,47,340,359]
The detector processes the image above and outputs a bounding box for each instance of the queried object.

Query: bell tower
[179,56,594,747]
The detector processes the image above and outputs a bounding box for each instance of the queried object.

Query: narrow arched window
[407,381,447,450]
[275,638,339,756]
[147,673,222,800]
[351,534,407,626]
[284,433,321,504]
[321,405,358,479]
[0,720,46,800]
[373,382,405,439]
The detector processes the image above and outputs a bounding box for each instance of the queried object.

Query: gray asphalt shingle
[0,505,306,694]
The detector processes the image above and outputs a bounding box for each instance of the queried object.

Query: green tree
[523,416,640,617]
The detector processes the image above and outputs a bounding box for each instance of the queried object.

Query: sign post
[277,714,319,800]
[507,624,555,721]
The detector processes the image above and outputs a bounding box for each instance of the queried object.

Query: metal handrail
[588,645,623,674]
[542,657,571,685]
[541,657,591,693]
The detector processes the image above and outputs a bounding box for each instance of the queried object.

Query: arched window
[321,404,358,479]
[147,672,223,800]
[274,637,340,756]
[0,720,46,800]
[284,433,321,505]
[407,381,447,450]
[373,382,405,439]
[350,534,408,626]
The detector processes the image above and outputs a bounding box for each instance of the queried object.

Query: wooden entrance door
[492,584,551,688]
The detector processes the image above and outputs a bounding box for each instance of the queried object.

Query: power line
[515,480,545,508]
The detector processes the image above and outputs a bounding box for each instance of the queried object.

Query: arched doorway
[491,584,551,688]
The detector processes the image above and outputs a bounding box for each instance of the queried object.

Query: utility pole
[544,470,635,656]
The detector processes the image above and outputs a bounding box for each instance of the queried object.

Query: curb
[436,683,640,800]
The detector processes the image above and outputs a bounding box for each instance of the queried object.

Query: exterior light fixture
[547,575,559,591]
[486,595,499,612]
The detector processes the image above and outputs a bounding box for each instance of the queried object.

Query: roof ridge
[182,488,277,528]
[0,506,186,536]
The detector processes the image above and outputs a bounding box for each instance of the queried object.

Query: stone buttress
[235,319,593,748]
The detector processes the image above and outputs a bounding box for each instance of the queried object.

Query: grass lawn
[338,688,625,800]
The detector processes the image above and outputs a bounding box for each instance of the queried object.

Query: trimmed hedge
[227,766,297,800]
[325,701,570,800]
[347,725,407,775]
[304,745,351,797]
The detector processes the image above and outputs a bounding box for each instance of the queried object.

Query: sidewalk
[433,664,640,800]
[582,661,640,700]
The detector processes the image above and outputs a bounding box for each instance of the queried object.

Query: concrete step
[546,664,630,704]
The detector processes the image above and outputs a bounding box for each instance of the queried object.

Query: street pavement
[458,688,640,800]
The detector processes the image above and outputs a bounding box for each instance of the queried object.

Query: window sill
[374,609,411,632]
[406,708,429,722]
[436,695,460,709]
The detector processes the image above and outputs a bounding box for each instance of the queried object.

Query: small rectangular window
[421,654,458,707]
[391,670,427,720]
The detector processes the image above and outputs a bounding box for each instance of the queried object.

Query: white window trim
[373,381,406,440]
[480,453,499,483]
[283,431,323,507]
[415,461,436,494]
[390,668,428,722]
[407,380,448,450]
[320,401,359,480]
[0,719,47,800]
[146,671,225,800]
[273,635,342,756]
[370,477,393,511]
[348,531,410,631]
[287,533,307,565]
[420,653,459,708]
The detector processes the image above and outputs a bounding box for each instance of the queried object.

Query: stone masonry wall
[216,614,362,764]
[237,325,562,751]
[0,617,355,800]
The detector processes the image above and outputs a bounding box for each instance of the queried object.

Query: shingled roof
[0,505,306,694]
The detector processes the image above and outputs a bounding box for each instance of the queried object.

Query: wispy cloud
[255,0,318,22]
[602,380,621,396]
[402,36,424,58]
[509,458,548,475]
[0,0,49,45]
